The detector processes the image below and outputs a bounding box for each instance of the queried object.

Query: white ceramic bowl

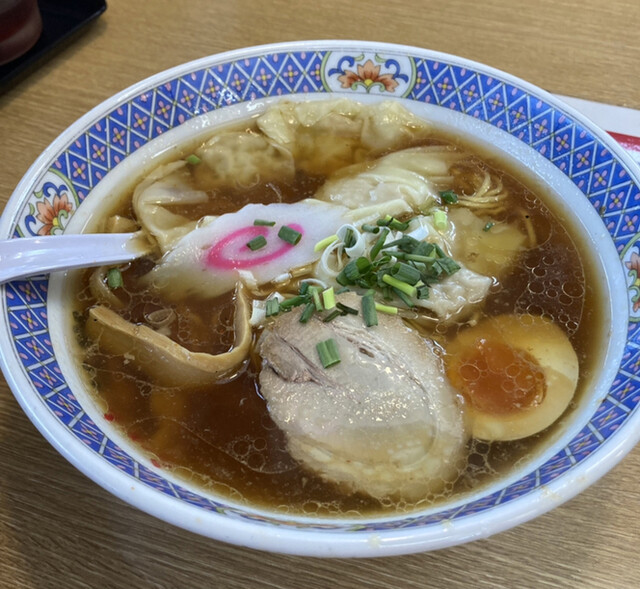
[1,41,639,557]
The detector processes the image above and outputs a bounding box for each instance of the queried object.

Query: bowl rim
[1,39,639,557]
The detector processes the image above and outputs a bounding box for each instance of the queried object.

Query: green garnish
[336,257,372,286]
[483,221,495,232]
[299,302,316,324]
[316,338,341,368]
[343,227,357,248]
[265,298,280,317]
[433,209,448,231]
[376,215,394,227]
[362,293,378,327]
[376,215,411,231]
[262,211,462,331]
[416,285,431,300]
[369,227,389,261]
[107,268,123,289]
[336,302,358,316]
[310,286,324,311]
[322,287,336,310]
[253,219,276,227]
[382,274,417,298]
[390,262,421,286]
[314,213,460,308]
[322,309,342,323]
[434,257,461,276]
[279,295,307,310]
[382,235,420,252]
[246,235,267,251]
[278,225,302,245]
[185,154,201,165]
[314,234,338,252]
[392,287,416,308]
[439,190,459,204]
[375,302,398,315]
[389,217,411,231]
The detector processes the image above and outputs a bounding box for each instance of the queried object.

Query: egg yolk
[449,338,546,415]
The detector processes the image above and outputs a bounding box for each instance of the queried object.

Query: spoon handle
[0,233,148,284]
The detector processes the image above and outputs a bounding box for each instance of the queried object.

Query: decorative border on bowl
[3,45,640,533]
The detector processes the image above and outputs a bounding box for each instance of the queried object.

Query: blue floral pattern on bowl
[3,42,640,536]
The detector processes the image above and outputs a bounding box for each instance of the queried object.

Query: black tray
[0,0,107,90]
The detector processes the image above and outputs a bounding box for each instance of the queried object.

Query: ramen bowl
[1,41,639,557]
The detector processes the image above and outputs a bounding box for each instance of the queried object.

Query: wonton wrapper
[315,146,464,211]
[132,161,208,253]
[256,99,432,176]
[415,266,493,320]
[85,284,252,387]
[192,130,295,190]
[447,208,527,278]
[133,132,295,254]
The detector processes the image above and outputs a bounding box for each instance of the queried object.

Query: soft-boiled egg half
[445,314,579,441]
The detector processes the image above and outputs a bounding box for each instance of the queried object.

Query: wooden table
[1,1,639,587]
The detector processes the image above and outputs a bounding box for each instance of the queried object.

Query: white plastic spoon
[0,233,150,284]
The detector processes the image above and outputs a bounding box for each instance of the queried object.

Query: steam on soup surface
[72,99,601,516]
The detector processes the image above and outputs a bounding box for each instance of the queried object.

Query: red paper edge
[608,131,640,152]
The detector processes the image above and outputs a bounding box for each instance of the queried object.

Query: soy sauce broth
[70,116,605,518]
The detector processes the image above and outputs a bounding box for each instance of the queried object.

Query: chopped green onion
[253,219,276,227]
[375,302,398,315]
[483,221,495,232]
[316,338,341,368]
[412,241,437,257]
[369,227,389,261]
[299,281,310,295]
[337,257,371,285]
[314,234,338,252]
[310,286,323,311]
[382,235,420,252]
[246,235,267,251]
[299,302,316,324]
[433,209,448,231]
[389,217,411,231]
[382,274,417,298]
[416,285,430,299]
[322,309,342,323]
[185,154,201,165]
[390,262,421,285]
[376,214,394,227]
[361,224,380,234]
[280,295,307,310]
[278,225,302,245]
[343,227,357,248]
[394,252,436,264]
[265,298,280,317]
[435,257,461,275]
[439,190,459,204]
[361,293,378,327]
[392,287,416,308]
[107,268,123,289]
[336,271,350,287]
[433,244,447,258]
[336,302,358,316]
[322,287,336,310]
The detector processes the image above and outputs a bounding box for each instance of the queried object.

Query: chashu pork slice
[258,293,468,502]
